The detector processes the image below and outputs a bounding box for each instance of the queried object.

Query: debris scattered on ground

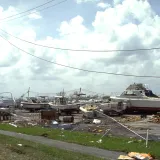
[10,120,38,127]
[149,114,160,124]
[118,152,154,160]
[9,123,17,127]
[27,122,37,126]
[97,139,102,143]
[87,125,106,133]
[128,152,153,160]
[59,134,65,137]
[127,140,134,144]
[118,155,134,159]
[63,116,74,123]
[17,144,22,147]
[1,109,160,142]
[93,119,101,124]
[120,116,141,123]
[49,123,75,130]
[84,119,92,124]
[52,120,58,125]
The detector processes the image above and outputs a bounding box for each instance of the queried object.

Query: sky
[0,0,160,97]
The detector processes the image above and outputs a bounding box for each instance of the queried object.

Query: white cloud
[76,0,99,4]
[113,0,122,5]
[1,0,160,97]
[58,16,87,36]
[97,2,110,9]
[0,6,18,19]
[28,10,42,19]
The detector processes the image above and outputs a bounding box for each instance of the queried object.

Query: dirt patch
[6,145,26,155]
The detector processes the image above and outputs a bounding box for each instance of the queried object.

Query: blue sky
[1,0,99,38]
[1,0,160,38]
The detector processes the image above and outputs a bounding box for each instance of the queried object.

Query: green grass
[0,124,160,158]
[0,134,104,160]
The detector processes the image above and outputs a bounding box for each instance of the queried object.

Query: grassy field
[0,124,160,158]
[0,134,104,160]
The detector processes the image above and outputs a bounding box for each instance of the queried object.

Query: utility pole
[28,87,30,98]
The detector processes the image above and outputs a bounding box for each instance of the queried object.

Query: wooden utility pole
[28,87,30,98]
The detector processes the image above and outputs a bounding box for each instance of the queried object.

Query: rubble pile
[150,114,160,124]
[120,116,141,123]
[118,152,154,160]
[87,125,106,133]
[8,120,38,127]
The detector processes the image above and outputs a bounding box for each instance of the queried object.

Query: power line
[0,0,57,21]
[1,29,160,52]
[0,34,160,78]
[0,0,67,23]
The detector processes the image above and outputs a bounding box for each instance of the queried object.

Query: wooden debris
[128,152,153,160]
[150,114,160,124]
[118,155,134,159]
[120,116,141,123]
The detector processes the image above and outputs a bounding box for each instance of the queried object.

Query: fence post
[146,129,149,148]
